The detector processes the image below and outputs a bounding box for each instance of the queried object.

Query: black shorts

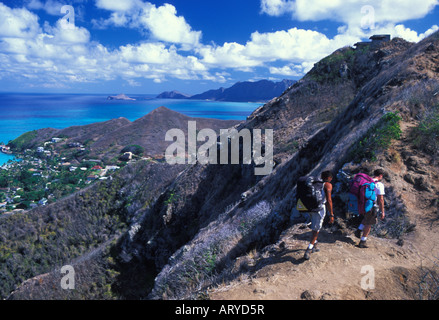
[362,207,378,225]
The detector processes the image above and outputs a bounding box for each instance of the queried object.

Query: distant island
[107,94,136,101]
[157,79,296,102]
[156,91,192,99]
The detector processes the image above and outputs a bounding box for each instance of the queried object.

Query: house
[92,165,103,171]
[106,165,120,171]
[52,137,62,143]
[68,142,84,148]
[119,152,133,161]
[86,159,102,163]
[38,198,48,206]
[354,34,391,50]
[0,145,11,154]
[370,34,391,43]
[36,147,45,153]
[87,175,98,181]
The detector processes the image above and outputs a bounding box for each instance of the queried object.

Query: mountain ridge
[157,79,296,102]
[3,31,439,300]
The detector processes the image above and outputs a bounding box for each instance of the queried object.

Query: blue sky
[0,0,438,95]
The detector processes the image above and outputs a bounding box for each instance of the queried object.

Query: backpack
[296,176,324,212]
[363,182,377,213]
[347,173,377,215]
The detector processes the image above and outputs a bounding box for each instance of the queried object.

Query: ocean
[0,93,262,165]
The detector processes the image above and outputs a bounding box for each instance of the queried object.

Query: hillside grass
[348,112,402,163]
[411,105,439,161]
[7,131,38,151]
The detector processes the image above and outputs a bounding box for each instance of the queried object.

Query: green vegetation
[411,105,439,159]
[164,191,177,206]
[0,157,101,211]
[121,145,144,156]
[0,175,130,299]
[7,131,37,151]
[0,134,128,214]
[348,112,402,163]
[306,47,358,83]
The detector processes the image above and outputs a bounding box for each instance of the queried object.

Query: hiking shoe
[304,248,312,260]
[354,229,362,239]
[358,240,369,248]
[312,244,320,253]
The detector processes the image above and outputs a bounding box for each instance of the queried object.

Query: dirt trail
[209,216,439,300]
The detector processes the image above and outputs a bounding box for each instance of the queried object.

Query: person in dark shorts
[356,169,386,248]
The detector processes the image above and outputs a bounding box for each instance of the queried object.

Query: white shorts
[309,206,326,232]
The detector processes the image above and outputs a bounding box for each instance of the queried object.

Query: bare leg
[310,231,319,245]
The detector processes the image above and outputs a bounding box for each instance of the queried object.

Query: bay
[0,93,262,165]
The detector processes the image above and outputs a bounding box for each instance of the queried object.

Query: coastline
[0,151,19,166]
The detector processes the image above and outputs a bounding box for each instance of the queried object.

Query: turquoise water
[0,93,262,165]
[0,153,17,166]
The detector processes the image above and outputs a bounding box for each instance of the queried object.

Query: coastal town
[0,137,148,215]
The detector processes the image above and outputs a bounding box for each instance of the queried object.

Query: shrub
[411,105,439,160]
[348,112,402,163]
[121,145,144,156]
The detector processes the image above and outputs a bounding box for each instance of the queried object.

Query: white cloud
[140,4,201,46]
[27,0,65,16]
[0,3,219,89]
[43,20,91,44]
[94,1,202,47]
[1,1,438,90]
[197,42,261,70]
[269,62,313,76]
[260,0,439,43]
[95,0,142,12]
[260,0,294,16]
[197,27,360,75]
[0,3,41,38]
[261,0,439,25]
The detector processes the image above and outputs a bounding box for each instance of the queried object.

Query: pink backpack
[348,173,375,215]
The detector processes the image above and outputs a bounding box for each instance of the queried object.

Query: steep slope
[146,33,439,299]
[4,32,439,300]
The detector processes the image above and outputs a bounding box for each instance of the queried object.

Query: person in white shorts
[304,171,335,260]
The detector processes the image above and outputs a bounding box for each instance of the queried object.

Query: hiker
[303,171,335,260]
[354,169,386,248]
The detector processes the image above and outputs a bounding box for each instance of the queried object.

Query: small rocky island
[107,94,136,101]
